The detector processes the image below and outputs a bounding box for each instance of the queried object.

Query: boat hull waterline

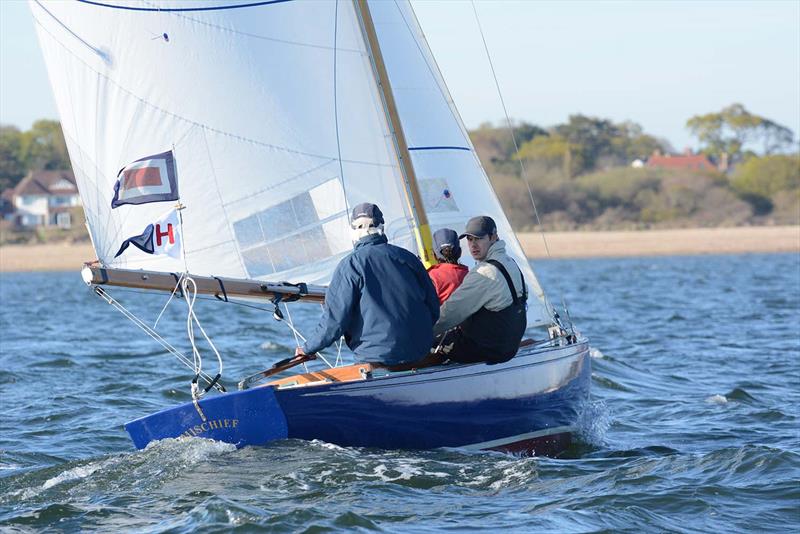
[125,341,590,456]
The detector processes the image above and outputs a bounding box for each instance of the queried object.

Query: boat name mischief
[179,418,240,439]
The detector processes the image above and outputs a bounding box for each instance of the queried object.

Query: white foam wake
[43,462,105,490]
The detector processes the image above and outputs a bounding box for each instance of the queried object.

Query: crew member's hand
[294,346,306,358]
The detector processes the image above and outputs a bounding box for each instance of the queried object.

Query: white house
[4,170,81,228]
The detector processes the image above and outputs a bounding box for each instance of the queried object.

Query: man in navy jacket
[295,203,439,366]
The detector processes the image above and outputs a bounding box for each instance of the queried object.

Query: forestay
[31,0,553,326]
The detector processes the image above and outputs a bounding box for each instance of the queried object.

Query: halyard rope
[181,276,224,399]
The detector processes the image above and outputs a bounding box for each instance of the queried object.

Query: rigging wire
[469,0,564,322]
[108,284,337,369]
[281,302,308,372]
[153,271,184,329]
[94,287,334,356]
[176,161,191,275]
[282,303,303,350]
[93,286,222,390]
[469,1,553,261]
[335,337,344,367]
[333,0,352,224]
[95,284,341,386]
[280,302,334,369]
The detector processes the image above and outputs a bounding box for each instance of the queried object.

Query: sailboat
[31,0,590,456]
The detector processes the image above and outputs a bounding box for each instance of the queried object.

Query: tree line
[1,104,797,229]
[472,103,798,229]
[0,120,71,191]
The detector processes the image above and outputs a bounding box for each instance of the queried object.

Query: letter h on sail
[155,223,175,247]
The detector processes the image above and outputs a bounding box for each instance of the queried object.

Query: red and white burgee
[111,150,179,208]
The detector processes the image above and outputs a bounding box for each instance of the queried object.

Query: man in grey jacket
[433,216,527,364]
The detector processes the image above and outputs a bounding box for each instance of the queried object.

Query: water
[1,253,798,532]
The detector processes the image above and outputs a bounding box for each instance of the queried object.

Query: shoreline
[0,226,797,273]
[517,225,799,259]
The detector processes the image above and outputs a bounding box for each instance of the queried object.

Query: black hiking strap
[486,259,527,305]
[213,276,228,302]
[171,272,184,298]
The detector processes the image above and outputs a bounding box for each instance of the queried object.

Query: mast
[353,0,437,268]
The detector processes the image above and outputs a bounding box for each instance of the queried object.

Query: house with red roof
[645,149,717,172]
[3,170,81,228]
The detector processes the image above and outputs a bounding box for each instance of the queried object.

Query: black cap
[351,202,384,226]
[433,228,460,258]
[459,216,497,239]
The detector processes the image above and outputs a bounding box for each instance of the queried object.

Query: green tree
[759,118,795,155]
[20,119,71,172]
[686,103,795,162]
[516,134,582,177]
[731,154,800,198]
[612,121,668,163]
[576,167,662,213]
[554,115,620,173]
[0,125,26,191]
[471,121,547,163]
[505,121,548,157]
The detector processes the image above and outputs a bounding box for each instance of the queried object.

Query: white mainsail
[31,0,553,326]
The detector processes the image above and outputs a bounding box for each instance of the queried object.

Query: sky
[1,0,798,151]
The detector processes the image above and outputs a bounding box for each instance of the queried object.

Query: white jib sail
[366,0,553,326]
[31,0,553,326]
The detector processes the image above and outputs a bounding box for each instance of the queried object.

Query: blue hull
[125,384,289,450]
[126,341,590,455]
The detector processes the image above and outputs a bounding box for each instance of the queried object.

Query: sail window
[233,178,350,277]
[419,178,458,213]
[240,245,274,278]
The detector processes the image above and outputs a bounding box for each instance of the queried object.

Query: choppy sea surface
[1,253,798,532]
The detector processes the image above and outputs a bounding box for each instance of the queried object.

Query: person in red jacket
[427,228,468,304]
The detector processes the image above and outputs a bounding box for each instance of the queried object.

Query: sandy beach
[517,226,800,259]
[1,226,797,272]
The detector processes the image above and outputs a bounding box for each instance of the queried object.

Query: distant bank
[518,226,800,259]
[0,226,798,273]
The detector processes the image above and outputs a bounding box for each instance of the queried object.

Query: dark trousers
[436,328,514,365]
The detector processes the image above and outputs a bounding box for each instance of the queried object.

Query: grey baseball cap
[459,216,497,239]
[433,228,460,256]
[351,202,384,226]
